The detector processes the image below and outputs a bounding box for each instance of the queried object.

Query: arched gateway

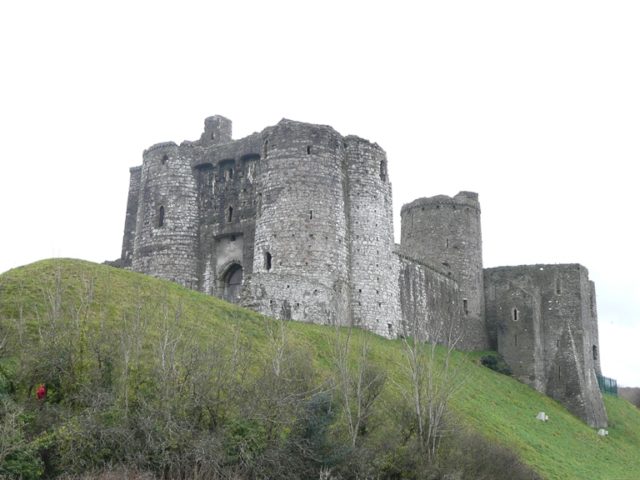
[223,264,243,303]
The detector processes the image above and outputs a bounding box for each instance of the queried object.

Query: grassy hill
[1,259,639,479]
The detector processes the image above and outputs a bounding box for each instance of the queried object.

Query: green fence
[597,374,618,396]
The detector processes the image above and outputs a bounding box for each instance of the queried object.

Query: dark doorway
[223,264,243,303]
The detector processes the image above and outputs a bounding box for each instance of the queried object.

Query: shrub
[0,398,44,480]
[440,430,541,480]
[480,353,512,376]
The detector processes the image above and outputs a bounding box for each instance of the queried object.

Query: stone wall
[396,250,462,343]
[400,192,487,350]
[483,267,545,390]
[188,124,263,300]
[484,264,607,427]
[120,166,141,267]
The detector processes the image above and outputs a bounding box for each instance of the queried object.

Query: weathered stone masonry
[120,116,608,427]
[484,264,606,427]
[401,192,487,350]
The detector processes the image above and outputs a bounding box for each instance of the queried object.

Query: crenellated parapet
[143,141,179,156]
[401,191,481,215]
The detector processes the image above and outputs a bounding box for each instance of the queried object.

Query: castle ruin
[119,116,607,428]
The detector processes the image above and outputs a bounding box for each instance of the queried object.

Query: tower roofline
[401,191,480,215]
[485,263,589,274]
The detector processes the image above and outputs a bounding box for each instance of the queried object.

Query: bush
[57,467,156,480]
[480,353,512,376]
[440,430,541,480]
[0,398,45,480]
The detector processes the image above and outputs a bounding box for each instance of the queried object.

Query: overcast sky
[1,1,638,386]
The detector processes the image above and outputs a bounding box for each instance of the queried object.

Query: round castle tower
[249,120,351,325]
[345,136,400,337]
[400,191,487,350]
[131,142,200,288]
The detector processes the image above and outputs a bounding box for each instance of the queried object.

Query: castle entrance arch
[223,263,243,303]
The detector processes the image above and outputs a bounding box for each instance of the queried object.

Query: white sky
[1,1,638,386]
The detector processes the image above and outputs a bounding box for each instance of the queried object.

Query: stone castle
[119,116,607,427]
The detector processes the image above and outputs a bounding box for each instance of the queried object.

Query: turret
[199,115,232,146]
[248,119,351,325]
[345,136,400,337]
[131,142,199,288]
[400,191,487,350]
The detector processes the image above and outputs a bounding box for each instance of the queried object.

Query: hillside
[620,388,640,409]
[1,259,639,479]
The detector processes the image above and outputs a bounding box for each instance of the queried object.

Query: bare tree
[157,300,183,380]
[0,397,27,467]
[252,316,321,441]
[118,290,149,417]
[264,315,288,379]
[333,326,386,448]
[399,313,466,462]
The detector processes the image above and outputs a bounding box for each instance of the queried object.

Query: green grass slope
[1,259,639,479]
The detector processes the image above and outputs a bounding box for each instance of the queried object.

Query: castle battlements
[119,116,607,428]
[143,141,179,155]
[401,191,481,214]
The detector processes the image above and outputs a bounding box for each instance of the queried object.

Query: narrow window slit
[158,206,165,227]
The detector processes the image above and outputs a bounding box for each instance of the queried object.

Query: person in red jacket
[36,383,47,401]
